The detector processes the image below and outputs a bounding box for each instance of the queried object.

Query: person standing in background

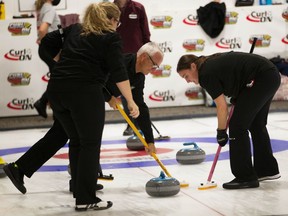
[114,0,151,136]
[33,0,61,118]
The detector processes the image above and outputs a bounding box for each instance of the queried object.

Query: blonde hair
[98,2,120,20]
[35,0,46,11]
[81,2,120,36]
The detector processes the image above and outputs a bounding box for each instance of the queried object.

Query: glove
[217,129,228,147]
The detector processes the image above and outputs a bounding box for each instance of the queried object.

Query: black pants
[16,119,67,178]
[228,69,281,180]
[48,83,105,205]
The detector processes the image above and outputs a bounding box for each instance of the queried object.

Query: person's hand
[145,143,156,156]
[127,100,139,118]
[108,96,118,110]
[217,129,228,147]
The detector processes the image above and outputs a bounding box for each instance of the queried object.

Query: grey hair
[137,42,163,57]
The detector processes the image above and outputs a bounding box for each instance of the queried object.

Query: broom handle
[207,105,234,182]
[116,104,172,177]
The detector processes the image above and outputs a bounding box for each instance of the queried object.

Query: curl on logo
[41,72,50,82]
[7,102,23,110]
[4,53,19,61]
[183,15,198,25]
[282,36,288,44]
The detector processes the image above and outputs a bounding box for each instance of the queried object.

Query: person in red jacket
[114,0,151,136]
[114,0,151,53]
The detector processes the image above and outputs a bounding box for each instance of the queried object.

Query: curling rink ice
[1,112,288,216]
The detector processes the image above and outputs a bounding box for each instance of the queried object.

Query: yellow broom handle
[116,104,172,177]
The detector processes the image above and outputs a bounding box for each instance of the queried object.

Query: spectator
[34,0,61,118]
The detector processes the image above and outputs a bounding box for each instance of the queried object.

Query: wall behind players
[0,0,287,117]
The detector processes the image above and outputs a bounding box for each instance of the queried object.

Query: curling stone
[126,131,145,151]
[145,171,180,197]
[176,142,206,164]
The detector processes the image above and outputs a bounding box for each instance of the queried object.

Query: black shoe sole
[123,131,133,136]
[3,165,26,194]
[223,181,259,189]
[75,201,113,211]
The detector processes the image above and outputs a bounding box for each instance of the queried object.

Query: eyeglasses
[115,19,121,28]
[147,53,159,69]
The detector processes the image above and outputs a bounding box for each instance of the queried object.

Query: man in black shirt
[105,42,163,147]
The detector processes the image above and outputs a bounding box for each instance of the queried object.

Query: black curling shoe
[75,200,113,211]
[3,163,26,194]
[223,178,259,189]
[123,125,133,136]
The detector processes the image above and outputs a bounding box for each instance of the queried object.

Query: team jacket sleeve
[38,25,68,67]
[103,33,129,83]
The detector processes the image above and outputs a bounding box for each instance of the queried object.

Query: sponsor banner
[1,5,288,116]
[0,18,49,117]
[143,5,288,109]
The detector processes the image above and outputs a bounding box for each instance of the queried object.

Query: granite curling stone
[176,142,206,164]
[145,171,180,197]
[126,131,145,151]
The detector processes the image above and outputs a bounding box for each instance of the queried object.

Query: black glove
[217,129,228,147]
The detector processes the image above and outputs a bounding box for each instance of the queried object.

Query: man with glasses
[114,0,151,136]
[105,42,163,154]
[147,54,159,69]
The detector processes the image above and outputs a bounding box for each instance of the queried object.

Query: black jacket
[39,23,128,90]
[105,54,154,144]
